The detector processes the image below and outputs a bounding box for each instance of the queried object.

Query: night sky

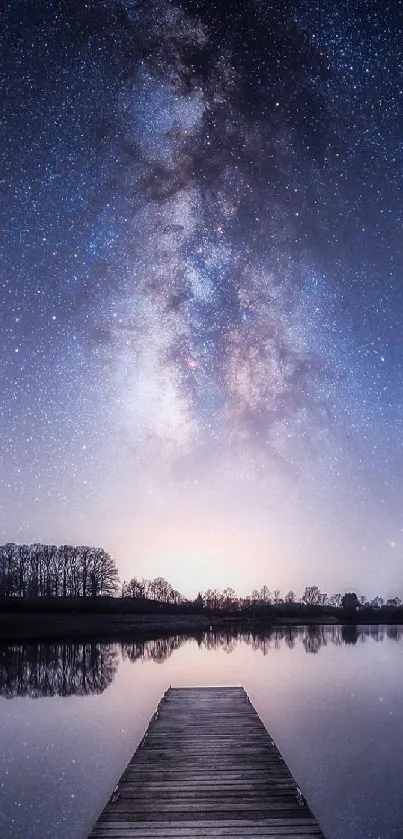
[2,0,403,597]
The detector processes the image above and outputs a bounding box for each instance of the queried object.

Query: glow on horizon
[2,0,403,603]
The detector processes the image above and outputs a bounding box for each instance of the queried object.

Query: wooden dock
[88,686,325,838]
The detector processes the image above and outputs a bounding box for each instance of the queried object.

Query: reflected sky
[1,627,403,839]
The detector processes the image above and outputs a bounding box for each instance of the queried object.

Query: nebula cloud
[2,0,402,595]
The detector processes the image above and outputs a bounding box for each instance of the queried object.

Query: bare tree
[222,587,237,609]
[329,593,342,608]
[371,596,384,609]
[123,577,146,598]
[0,544,18,596]
[387,596,401,608]
[302,585,322,606]
[90,548,119,596]
[260,585,271,603]
[0,544,119,598]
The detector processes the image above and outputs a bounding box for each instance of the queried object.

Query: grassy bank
[1,596,402,641]
[0,610,215,641]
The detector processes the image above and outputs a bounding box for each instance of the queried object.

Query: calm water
[1,625,403,839]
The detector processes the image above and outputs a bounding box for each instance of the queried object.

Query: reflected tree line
[0,641,119,698]
[1,625,402,698]
[0,636,184,698]
[197,624,403,654]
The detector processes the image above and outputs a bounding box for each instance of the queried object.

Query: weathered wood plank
[88,687,325,838]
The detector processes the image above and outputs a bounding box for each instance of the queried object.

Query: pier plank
[88,687,325,838]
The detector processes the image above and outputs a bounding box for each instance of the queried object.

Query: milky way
[2,0,403,596]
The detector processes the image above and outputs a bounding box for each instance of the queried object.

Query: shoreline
[0,611,213,641]
[1,609,401,642]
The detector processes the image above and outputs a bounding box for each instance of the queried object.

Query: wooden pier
[88,686,325,838]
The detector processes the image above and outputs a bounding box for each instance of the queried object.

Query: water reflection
[121,633,186,665]
[1,624,402,699]
[0,636,189,698]
[0,642,118,698]
[197,622,403,654]
[1,625,403,839]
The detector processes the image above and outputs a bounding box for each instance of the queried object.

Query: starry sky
[2,0,403,598]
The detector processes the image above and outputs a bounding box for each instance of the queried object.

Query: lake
[0,625,402,839]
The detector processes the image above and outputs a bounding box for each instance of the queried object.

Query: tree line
[192,584,401,611]
[0,543,119,598]
[121,575,185,605]
[1,544,401,610]
[120,579,401,612]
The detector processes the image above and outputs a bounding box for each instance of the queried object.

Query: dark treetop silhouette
[1,545,403,630]
[0,543,119,598]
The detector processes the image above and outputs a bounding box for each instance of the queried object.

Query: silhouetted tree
[341,592,359,610]
[207,588,225,609]
[121,576,186,605]
[122,576,145,598]
[260,585,271,603]
[193,592,204,610]
[302,585,322,606]
[0,544,119,597]
[371,596,384,609]
[222,587,236,608]
[329,593,342,607]
[386,596,401,608]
